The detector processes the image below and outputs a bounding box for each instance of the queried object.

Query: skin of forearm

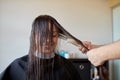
[91,44,102,49]
[99,40,120,61]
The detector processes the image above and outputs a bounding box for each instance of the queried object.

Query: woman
[0,15,81,80]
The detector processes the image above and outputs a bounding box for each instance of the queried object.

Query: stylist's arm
[79,40,120,66]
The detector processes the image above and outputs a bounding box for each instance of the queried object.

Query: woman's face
[43,25,58,54]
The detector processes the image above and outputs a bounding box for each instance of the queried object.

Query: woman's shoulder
[0,55,28,80]
[11,55,28,69]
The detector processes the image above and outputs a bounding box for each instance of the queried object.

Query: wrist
[96,47,108,64]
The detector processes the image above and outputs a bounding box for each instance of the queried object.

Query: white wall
[0,0,112,73]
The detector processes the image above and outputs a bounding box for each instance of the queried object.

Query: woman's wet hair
[27,15,66,80]
[26,15,88,80]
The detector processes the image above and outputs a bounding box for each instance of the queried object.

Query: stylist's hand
[78,41,103,66]
[78,41,98,53]
[78,41,92,53]
[86,48,105,66]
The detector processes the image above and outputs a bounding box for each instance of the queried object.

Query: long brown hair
[26,15,69,80]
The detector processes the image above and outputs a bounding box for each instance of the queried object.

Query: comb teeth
[67,39,79,46]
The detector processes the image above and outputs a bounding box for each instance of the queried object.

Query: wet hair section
[45,15,89,52]
[27,15,56,80]
[31,16,54,54]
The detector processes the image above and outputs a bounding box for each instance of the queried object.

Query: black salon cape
[0,54,81,80]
